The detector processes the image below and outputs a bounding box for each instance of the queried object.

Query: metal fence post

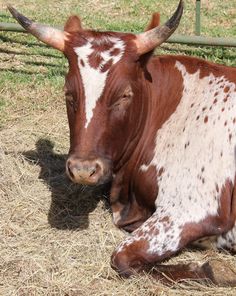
[195,0,201,36]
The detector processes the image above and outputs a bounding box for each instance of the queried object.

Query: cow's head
[8,1,183,186]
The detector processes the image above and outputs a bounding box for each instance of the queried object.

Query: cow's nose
[66,157,104,185]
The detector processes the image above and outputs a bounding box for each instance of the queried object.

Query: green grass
[0,0,235,128]
[0,98,6,110]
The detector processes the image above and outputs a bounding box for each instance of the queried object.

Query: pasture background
[0,0,236,295]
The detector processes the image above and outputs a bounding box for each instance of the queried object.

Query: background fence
[0,0,236,47]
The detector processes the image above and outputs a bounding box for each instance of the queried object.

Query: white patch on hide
[217,222,236,252]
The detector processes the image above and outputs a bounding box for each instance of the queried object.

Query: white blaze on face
[74,37,125,128]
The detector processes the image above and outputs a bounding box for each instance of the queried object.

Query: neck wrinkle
[133,77,156,169]
[113,72,151,173]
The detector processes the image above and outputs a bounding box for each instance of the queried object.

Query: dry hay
[0,86,236,296]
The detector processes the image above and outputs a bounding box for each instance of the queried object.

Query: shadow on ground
[23,138,110,230]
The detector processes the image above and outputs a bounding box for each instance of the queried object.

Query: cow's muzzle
[66,156,112,186]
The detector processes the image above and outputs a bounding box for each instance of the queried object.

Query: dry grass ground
[0,0,236,295]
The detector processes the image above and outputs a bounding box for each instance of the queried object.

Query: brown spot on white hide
[91,39,115,52]
[101,59,113,73]
[88,52,104,69]
[110,48,121,56]
[204,116,208,123]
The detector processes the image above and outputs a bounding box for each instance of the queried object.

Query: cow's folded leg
[151,260,236,286]
[111,210,236,286]
[150,262,211,284]
[111,242,211,284]
[111,243,236,286]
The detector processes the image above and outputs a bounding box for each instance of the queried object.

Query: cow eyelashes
[122,86,133,100]
[110,87,133,112]
[111,96,132,110]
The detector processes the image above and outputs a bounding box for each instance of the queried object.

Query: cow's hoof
[202,259,236,286]
[111,251,133,278]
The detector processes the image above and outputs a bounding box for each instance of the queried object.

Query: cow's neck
[125,56,184,175]
[112,65,151,173]
[110,56,186,230]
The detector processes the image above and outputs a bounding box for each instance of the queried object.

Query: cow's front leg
[111,209,236,285]
[111,211,198,277]
[110,172,153,232]
[111,200,151,233]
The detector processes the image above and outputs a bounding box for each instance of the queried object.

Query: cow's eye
[122,86,133,100]
[110,86,133,112]
[112,96,131,110]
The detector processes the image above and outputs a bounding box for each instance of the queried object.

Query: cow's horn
[7,5,68,52]
[135,0,184,54]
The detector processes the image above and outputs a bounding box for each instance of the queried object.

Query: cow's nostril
[67,164,74,179]
[89,168,96,177]
[89,163,101,177]
[96,162,102,172]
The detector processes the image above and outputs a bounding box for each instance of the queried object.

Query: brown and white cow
[8,1,236,285]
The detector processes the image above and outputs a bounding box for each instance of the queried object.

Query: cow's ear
[64,15,82,32]
[145,13,160,31]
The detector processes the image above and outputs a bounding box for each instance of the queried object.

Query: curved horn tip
[7,5,20,18]
[7,4,14,12]
[7,4,18,18]
[135,0,184,55]
[165,0,184,30]
[7,4,33,30]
